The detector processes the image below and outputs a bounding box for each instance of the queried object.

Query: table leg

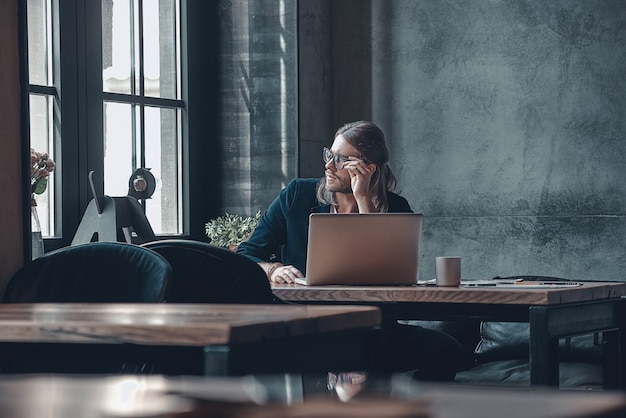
[203,346,230,376]
[617,298,626,390]
[603,330,620,389]
[255,374,304,403]
[621,299,626,390]
[529,306,560,387]
[602,299,626,390]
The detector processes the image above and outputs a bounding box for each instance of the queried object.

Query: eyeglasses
[323,147,351,170]
[323,147,370,170]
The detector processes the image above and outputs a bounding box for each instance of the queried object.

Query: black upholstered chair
[141,239,283,304]
[0,242,172,374]
[3,242,171,303]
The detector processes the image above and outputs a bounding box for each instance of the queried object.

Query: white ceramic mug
[436,256,461,287]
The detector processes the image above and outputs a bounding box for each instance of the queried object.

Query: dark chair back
[141,239,282,304]
[3,242,171,303]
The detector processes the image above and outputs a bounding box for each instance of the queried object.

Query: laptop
[296,213,423,286]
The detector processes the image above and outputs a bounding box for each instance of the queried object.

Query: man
[237,121,462,381]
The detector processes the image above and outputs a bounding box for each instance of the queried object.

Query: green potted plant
[205,211,261,251]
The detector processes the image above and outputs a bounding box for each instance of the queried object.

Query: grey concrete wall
[302,0,626,281]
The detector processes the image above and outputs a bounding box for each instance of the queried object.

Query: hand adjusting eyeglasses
[323,147,369,170]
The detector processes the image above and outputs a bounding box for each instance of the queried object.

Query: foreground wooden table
[272,281,626,388]
[1,374,626,418]
[0,303,381,376]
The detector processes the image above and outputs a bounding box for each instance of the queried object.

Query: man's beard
[326,173,352,194]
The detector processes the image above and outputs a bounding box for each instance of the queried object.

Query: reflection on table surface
[1,373,625,418]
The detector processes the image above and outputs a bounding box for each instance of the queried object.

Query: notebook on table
[296,213,423,286]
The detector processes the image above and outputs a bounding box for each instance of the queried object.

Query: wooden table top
[0,303,380,346]
[271,281,626,305]
[1,374,625,418]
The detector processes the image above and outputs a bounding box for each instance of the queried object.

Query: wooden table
[1,374,626,418]
[0,303,381,376]
[272,281,626,388]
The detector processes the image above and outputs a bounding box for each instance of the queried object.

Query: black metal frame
[0,327,381,377]
[293,298,626,389]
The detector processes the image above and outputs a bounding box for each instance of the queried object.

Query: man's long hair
[316,121,397,212]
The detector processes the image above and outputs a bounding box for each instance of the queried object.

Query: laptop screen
[302,213,423,286]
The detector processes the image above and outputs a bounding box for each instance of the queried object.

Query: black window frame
[23,0,221,253]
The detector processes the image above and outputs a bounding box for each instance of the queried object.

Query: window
[26,0,184,246]
[101,0,183,234]
[27,0,57,237]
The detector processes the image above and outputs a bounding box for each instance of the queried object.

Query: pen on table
[463,282,497,287]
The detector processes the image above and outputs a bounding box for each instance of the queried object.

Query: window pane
[144,106,181,234]
[103,101,134,196]
[29,94,55,236]
[27,0,51,86]
[143,0,179,99]
[102,0,182,237]
[102,0,133,94]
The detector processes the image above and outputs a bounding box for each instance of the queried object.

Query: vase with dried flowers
[30,148,55,259]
